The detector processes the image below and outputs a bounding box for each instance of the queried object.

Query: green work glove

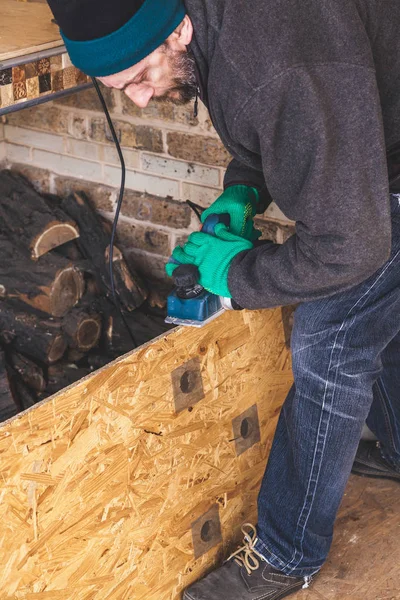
[166,223,253,298]
[201,185,262,241]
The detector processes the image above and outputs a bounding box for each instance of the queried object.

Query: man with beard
[46,1,400,598]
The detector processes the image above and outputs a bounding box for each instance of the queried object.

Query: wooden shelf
[0,1,91,115]
[0,0,63,65]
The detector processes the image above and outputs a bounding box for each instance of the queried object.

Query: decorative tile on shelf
[0,52,90,113]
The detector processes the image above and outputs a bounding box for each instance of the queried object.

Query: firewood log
[86,277,101,296]
[0,233,85,317]
[67,349,87,363]
[98,297,173,358]
[45,362,91,397]
[59,191,148,310]
[87,353,110,371]
[6,364,37,411]
[147,284,170,309]
[53,239,84,262]
[62,305,102,352]
[0,301,67,365]
[0,170,79,259]
[8,351,46,393]
[84,299,172,371]
[102,306,135,358]
[0,349,18,421]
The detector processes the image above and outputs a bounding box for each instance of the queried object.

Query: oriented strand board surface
[293,475,400,600]
[0,309,293,599]
[0,0,62,63]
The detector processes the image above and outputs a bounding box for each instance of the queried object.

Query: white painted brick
[264,202,293,224]
[104,165,179,198]
[6,143,31,164]
[102,145,140,169]
[142,153,220,186]
[110,89,123,114]
[32,149,103,181]
[181,182,222,207]
[5,125,64,153]
[68,115,89,139]
[62,54,73,69]
[66,138,100,161]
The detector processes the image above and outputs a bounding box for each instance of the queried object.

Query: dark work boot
[352,440,400,482]
[183,524,314,600]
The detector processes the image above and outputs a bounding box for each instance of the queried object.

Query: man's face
[98,42,197,108]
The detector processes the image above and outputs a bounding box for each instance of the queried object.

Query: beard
[155,44,198,105]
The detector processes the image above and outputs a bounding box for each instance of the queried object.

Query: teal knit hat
[47,0,186,77]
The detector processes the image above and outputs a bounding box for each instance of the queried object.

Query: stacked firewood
[0,170,172,422]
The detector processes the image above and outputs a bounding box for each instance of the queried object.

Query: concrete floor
[293,474,400,600]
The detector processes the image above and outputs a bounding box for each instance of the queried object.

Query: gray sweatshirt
[186,0,400,308]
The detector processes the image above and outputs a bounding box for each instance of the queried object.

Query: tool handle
[172,263,200,290]
[166,258,200,290]
[169,213,230,290]
[201,212,230,235]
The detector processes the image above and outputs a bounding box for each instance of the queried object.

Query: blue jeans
[254,194,400,577]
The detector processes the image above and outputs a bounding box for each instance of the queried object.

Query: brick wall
[0,86,294,283]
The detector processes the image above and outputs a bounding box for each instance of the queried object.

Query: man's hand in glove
[166,223,253,298]
[201,185,262,241]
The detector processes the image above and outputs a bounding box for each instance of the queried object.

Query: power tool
[165,214,235,327]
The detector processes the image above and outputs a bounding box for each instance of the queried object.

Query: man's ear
[169,15,193,48]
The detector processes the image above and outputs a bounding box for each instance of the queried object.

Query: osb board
[0,0,62,63]
[0,308,293,599]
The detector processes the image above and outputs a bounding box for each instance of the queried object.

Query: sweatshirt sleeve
[224,158,273,214]
[228,64,392,309]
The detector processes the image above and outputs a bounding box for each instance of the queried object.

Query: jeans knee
[290,304,332,360]
[290,302,381,406]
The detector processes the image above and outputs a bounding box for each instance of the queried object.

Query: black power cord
[185,200,203,222]
[91,80,206,347]
[92,77,138,348]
